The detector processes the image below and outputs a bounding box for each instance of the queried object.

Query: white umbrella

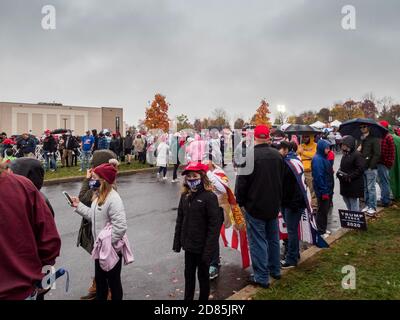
[330,120,342,128]
[280,123,291,131]
[310,121,325,129]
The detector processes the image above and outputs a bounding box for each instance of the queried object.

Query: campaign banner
[338,210,368,231]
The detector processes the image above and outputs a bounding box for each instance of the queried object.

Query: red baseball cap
[254,125,270,139]
[379,120,389,128]
[181,162,209,176]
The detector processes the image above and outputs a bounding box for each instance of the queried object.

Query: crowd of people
[0,119,399,300]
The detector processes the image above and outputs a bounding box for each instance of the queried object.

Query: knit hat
[91,150,117,168]
[93,163,117,184]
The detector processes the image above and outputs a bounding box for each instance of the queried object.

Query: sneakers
[171,179,179,183]
[209,266,219,280]
[361,206,369,212]
[248,276,270,289]
[162,177,168,181]
[281,261,296,270]
[366,208,377,217]
[322,233,330,239]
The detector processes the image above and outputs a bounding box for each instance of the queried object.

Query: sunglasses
[360,125,368,129]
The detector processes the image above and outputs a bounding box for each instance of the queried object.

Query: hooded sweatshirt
[0,172,61,300]
[10,158,55,216]
[311,140,333,198]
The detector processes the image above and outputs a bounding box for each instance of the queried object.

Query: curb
[43,166,160,186]
[227,207,384,300]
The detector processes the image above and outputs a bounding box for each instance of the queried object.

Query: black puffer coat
[173,187,221,263]
[338,136,366,198]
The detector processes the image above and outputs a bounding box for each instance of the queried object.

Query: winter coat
[311,140,333,198]
[173,187,221,263]
[282,152,307,210]
[75,189,127,244]
[18,137,36,154]
[360,134,381,169]
[379,133,395,169]
[124,135,133,149]
[298,140,317,172]
[109,138,121,156]
[98,136,109,150]
[156,142,169,167]
[0,173,60,300]
[338,136,366,198]
[235,143,284,220]
[133,137,145,152]
[64,136,78,150]
[42,135,57,153]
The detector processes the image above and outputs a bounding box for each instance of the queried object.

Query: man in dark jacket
[312,139,332,237]
[359,124,381,216]
[62,131,78,167]
[337,136,366,211]
[281,142,307,269]
[377,121,395,207]
[92,129,99,152]
[42,130,57,171]
[18,133,36,157]
[124,131,134,164]
[235,125,284,288]
[0,166,61,299]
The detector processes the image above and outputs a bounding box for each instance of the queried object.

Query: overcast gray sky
[1,0,399,126]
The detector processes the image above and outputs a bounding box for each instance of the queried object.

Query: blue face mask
[186,179,202,191]
[89,179,101,190]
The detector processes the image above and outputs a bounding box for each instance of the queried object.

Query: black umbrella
[51,128,69,134]
[284,124,321,135]
[338,118,388,139]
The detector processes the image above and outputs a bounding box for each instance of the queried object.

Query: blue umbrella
[339,118,388,139]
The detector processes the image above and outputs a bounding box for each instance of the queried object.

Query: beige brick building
[0,102,124,136]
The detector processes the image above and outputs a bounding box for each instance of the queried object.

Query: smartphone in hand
[62,191,73,206]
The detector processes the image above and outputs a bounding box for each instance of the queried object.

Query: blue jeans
[342,197,360,211]
[81,150,92,171]
[377,164,391,206]
[43,152,57,171]
[364,169,377,210]
[282,207,304,266]
[245,211,280,286]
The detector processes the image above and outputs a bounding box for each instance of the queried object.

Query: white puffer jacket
[75,189,127,244]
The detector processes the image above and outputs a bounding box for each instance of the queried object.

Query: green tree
[176,114,192,131]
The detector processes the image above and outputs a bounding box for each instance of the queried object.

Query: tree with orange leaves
[251,99,271,127]
[144,93,170,132]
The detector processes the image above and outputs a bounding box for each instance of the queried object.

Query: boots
[80,279,96,300]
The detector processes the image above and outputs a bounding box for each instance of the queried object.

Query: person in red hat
[377,120,395,207]
[70,162,128,300]
[42,129,57,172]
[235,124,284,288]
[173,161,221,300]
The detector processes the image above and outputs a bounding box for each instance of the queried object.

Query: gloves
[321,194,330,201]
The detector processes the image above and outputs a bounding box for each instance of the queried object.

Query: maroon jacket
[0,172,61,300]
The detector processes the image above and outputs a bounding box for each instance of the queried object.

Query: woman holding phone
[70,162,128,300]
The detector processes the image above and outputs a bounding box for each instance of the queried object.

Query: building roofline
[0,101,123,109]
